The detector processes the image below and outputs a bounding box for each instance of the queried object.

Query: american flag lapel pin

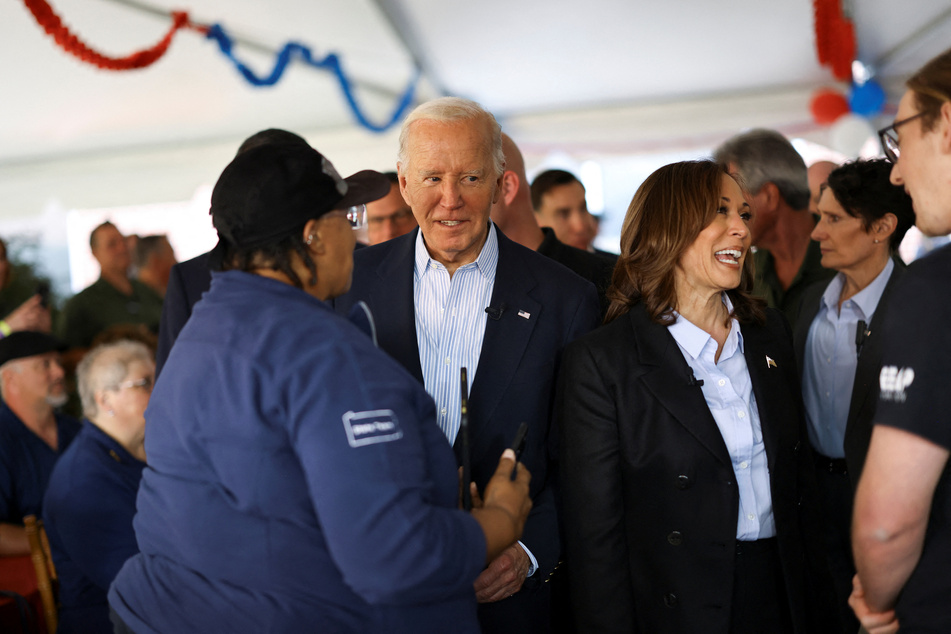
[766,355,777,369]
[517,310,531,320]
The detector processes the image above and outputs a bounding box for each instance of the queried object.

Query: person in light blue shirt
[334,97,600,634]
[793,158,915,634]
[559,160,835,633]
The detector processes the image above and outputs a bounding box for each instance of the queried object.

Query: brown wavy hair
[604,160,765,326]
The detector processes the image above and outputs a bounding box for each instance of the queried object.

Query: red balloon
[810,89,850,125]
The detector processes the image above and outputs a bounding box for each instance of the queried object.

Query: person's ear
[491,167,505,205]
[873,213,897,241]
[938,101,951,154]
[302,218,326,255]
[757,182,781,213]
[95,389,113,418]
[397,164,412,206]
[501,171,519,207]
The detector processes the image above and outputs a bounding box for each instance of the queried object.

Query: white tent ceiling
[1,0,950,219]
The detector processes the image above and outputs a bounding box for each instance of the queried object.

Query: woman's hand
[471,449,532,563]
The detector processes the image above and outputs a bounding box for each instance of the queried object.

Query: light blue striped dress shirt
[802,258,894,458]
[668,295,776,540]
[413,224,539,575]
[414,223,498,445]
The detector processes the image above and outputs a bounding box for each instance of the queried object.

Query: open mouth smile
[714,248,743,265]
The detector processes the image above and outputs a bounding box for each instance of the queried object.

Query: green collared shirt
[56,278,163,348]
[752,240,834,325]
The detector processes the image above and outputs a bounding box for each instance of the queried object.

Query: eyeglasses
[878,111,928,163]
[326,205,367,230]
[115,376,154,392]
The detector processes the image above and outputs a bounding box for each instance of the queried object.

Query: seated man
[0,331,80,555]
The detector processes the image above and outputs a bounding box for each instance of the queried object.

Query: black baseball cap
[210,142,390,252]
[0,331,66,367]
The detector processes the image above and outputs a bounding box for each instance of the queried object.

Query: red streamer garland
[22,0,206,70]
[812,0,855,82]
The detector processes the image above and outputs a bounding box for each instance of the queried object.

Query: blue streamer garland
[205,23,419,133]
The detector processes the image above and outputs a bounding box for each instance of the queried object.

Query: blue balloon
[849,80,886,117]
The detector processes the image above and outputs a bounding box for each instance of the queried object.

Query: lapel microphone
[855,320,870,356]
[485,303,507,320]
[687,370,704,387]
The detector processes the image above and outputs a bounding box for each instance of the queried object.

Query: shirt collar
[667,293,744,361]
[820,257,895,319]
[414,221,499,281]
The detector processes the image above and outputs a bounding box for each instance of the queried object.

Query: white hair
[77,340,153,419]
[397,97,504,177]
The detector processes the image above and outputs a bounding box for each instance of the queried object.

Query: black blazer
[558,303,834,633]
[793,262,905,483]
[334,227,600,618]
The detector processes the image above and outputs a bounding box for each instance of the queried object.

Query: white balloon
[830,114,875,157]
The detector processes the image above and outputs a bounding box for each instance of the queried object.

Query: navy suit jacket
[155,252,213,376]
[335,227,600,586]
[793,261,905,484]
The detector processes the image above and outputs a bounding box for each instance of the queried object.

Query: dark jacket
[558,302,834,633]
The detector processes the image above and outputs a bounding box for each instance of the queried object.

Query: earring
[874,239,880,244]
[306,235,315,245]
[107,409,115,417]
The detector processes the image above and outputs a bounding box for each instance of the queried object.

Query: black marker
[509,422,528,480]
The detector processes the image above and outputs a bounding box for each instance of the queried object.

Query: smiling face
[398,118,502,273]
[889,90,951,236]
[675,173,752,300]
[811,188,883,275]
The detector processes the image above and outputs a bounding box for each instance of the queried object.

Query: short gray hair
[713,129,810,211]
[397,97,504,177]
[77,340,152,419]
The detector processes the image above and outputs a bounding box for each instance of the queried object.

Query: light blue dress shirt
[413,223,539,574]
[414,223,498,445]
[668,295,775,541]
[802,258,894,458]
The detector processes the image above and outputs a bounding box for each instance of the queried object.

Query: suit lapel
[742,319,795,472]
[630,308,733,467]
[372,231,424,382]
[468,232,540,428]
[846,265,904,432]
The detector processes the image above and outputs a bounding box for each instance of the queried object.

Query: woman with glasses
[851,46,951,633]
[792,159,914,634]
[107,140,531,634]
[43,339,154,633]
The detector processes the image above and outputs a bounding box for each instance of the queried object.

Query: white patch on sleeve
[342,410,403,447]
[879,365,916,402]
